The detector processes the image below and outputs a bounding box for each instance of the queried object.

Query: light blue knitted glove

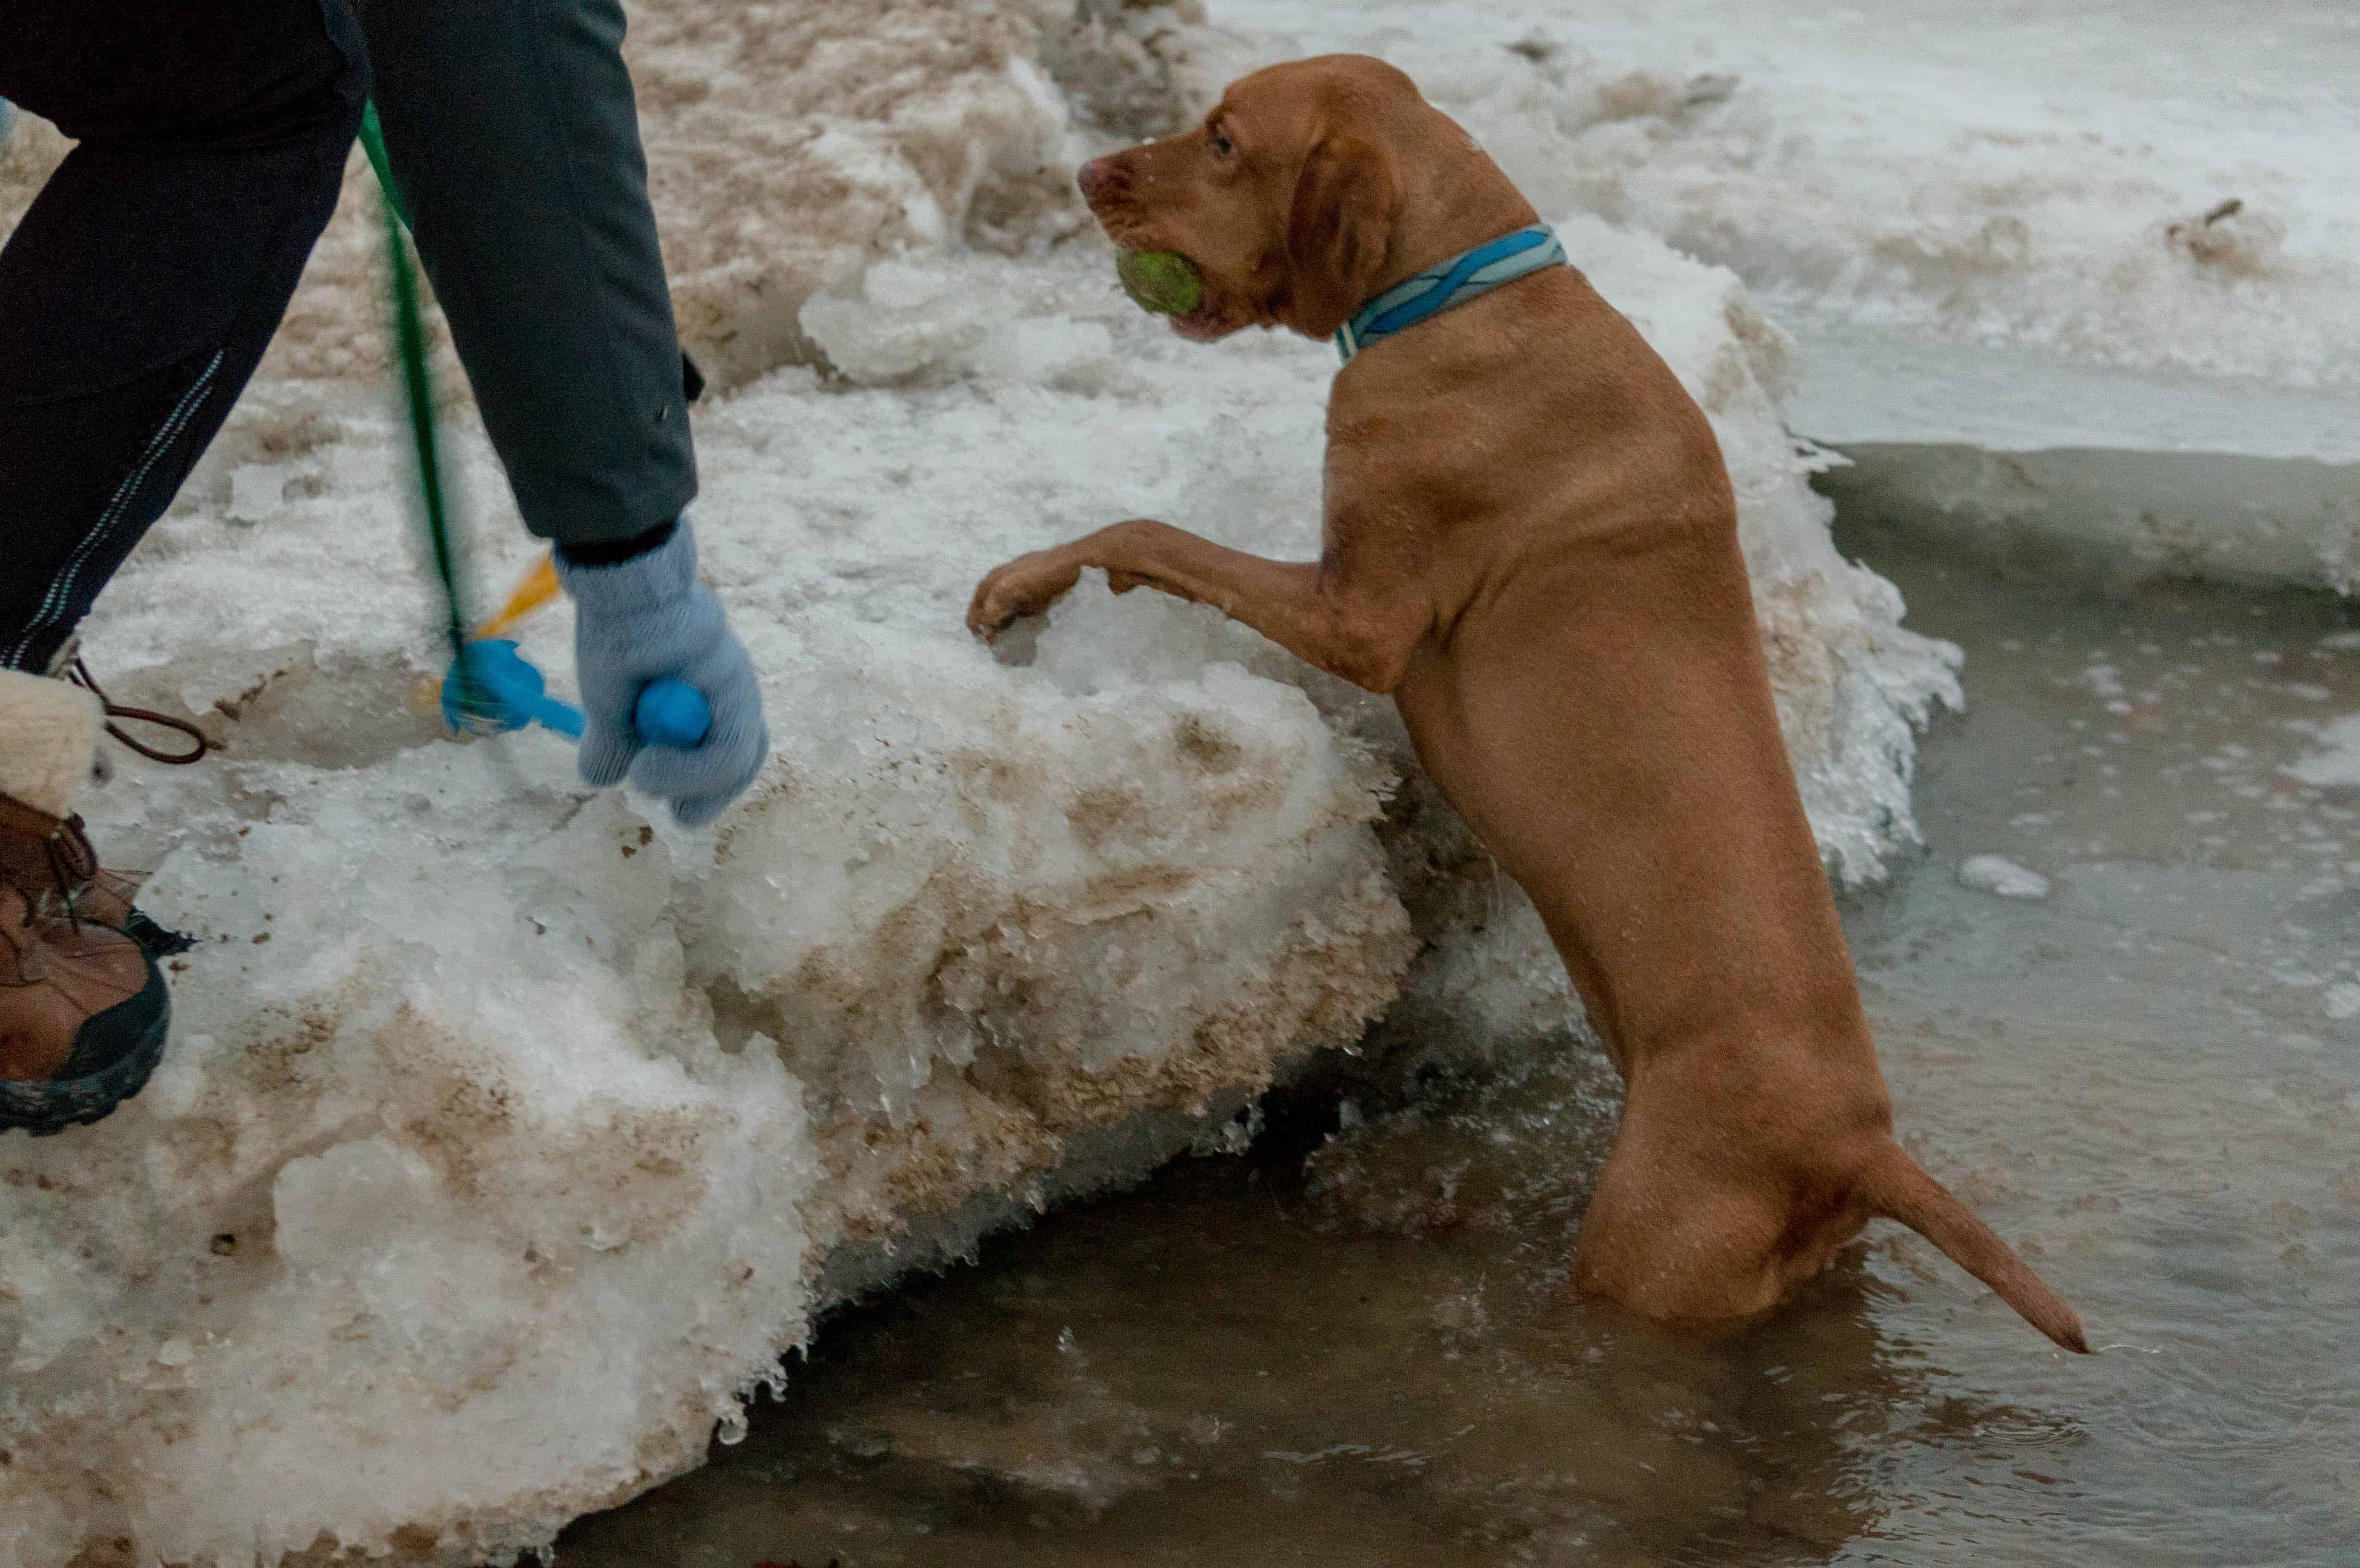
[553,523,768,827]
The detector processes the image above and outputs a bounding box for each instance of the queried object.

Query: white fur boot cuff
[0,668,104,818]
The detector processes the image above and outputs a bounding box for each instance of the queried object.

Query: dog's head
[1078,55,1458,343]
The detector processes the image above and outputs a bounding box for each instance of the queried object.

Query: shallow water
[560,518,2360,1566]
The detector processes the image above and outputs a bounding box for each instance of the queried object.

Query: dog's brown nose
[1077,156,1117,202]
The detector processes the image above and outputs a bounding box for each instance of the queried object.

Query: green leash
[358,104,476,693]
[354,106,709,749]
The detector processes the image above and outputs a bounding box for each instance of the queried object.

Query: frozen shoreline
[1789,322,2360,594]
[7,0,2348,1559]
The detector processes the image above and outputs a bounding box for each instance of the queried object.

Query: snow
[1213,0,2360,395]
[35,0,2344,1558]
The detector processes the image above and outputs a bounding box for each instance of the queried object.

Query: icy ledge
[1786,323,2360,595]
[2,217,1954,1565]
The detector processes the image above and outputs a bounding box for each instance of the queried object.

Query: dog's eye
[1210,131,1235,157]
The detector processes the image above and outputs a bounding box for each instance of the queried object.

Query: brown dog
[967,56,2087,1351]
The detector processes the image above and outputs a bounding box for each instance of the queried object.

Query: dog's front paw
[967,551,1084,641]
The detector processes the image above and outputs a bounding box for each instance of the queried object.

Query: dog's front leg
[967,518,1424,694]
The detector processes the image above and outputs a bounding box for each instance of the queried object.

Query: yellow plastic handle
[475,554,560,641]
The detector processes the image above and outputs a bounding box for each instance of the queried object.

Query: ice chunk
[2284,715,2360,790]
[1957,855,2053,900]
[226,462,291,523]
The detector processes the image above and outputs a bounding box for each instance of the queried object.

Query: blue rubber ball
[635,681,712,749]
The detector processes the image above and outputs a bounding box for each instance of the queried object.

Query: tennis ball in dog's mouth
[1116,249,1204,316]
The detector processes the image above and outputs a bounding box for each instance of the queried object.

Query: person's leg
[0,0,369,674]
[0,0,365,1130]
[360,0,696,551]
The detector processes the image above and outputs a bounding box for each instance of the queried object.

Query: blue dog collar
[1335,224,1566,363]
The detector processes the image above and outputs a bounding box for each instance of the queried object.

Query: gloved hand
[553,522,768,827]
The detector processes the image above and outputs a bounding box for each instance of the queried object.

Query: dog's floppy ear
[1284,135,1399,341]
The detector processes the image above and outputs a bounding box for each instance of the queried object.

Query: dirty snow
[35,0,2346,1558]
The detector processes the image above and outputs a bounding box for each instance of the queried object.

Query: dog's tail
[1858,1143,2091,1353]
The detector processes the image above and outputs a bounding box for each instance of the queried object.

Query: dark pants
[0,0,696,675]
[0,0,366,673]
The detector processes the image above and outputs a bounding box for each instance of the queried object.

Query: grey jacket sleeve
[359,0,694,548]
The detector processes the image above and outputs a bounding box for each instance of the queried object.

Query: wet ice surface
[557,526,2360,1563]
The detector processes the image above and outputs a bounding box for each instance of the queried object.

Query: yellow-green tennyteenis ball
[1116,250,1203,316]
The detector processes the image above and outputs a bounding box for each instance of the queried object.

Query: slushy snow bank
[1215,0,2360,396]
[4,7,1959,1560]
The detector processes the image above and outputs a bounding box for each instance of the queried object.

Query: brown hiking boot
[0,669,178,1136]
[0,796,173,1135]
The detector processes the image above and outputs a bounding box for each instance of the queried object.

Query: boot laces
[66,658,210,766]
[42,818,99,935]
[0,795,101,937]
